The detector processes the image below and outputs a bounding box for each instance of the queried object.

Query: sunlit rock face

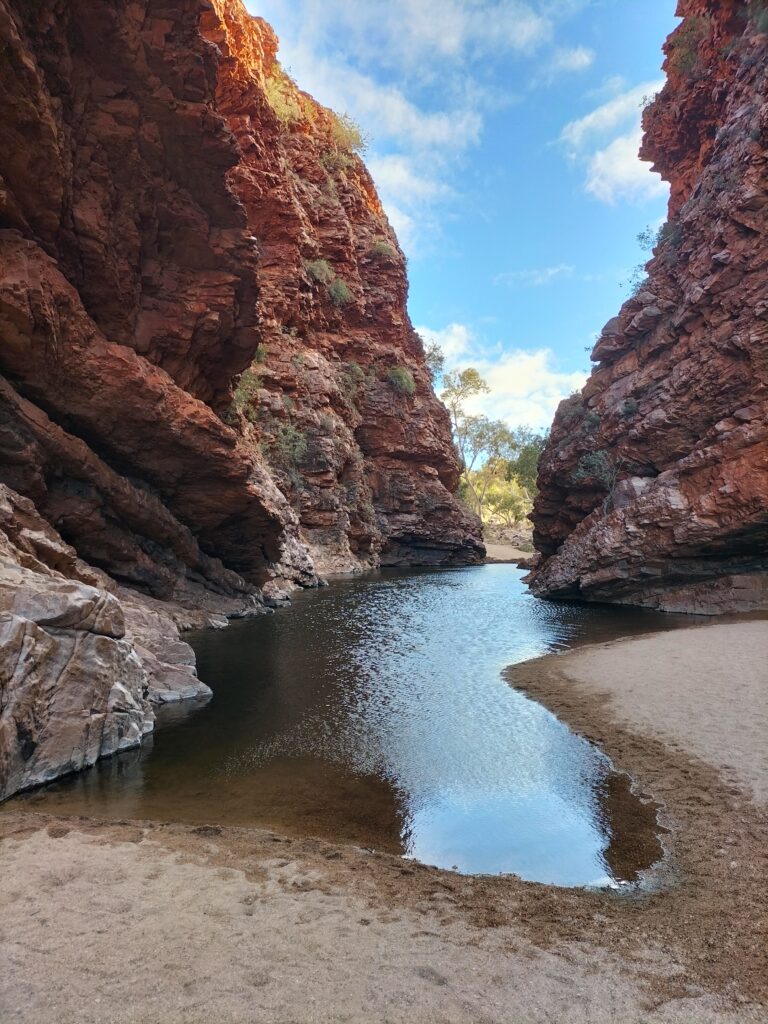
[528,0,768,614]
[0,0,482,599]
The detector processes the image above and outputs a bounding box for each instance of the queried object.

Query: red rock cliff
[0,0,483,606]
[528,0,768,614]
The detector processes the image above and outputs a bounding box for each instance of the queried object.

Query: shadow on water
[12,565,700,887]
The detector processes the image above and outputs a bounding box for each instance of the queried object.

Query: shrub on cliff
[271,423,308,468]
[320,113,367,173]
[231,367,262,422]
[329,112,367,155]
[328,278,353,306]
[370,239,397,260]
[341,361,366,400]
[669,15,711,79]
[305,259,334,284]
[264,66,302,124]
[388,366,416,397]
[573,451,619,512]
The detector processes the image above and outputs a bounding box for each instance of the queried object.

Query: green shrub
[305,259,334,284]
[341,361,366,399]
[573,450,615,488]
[585,409,601,428]
[271,423,308,467]
[320,149,352,174]
[669,15,710,79]
[264,66,302,124]
[370,239,397,260]
[388,365,416,397]
[559,393,585,426]
[620,398,639,418]
[329,112,367,154]
[232,367,262,421]
[254,343,268,363]
[291,353,305,371]
[328,278,353,306]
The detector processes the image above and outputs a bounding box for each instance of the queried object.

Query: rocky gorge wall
[528,0,768,614]
[0,0,482,798]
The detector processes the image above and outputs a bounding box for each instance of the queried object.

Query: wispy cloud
[250,0,602,252]
[558,79,667,205]
[493,264,575,287]
[417,322,585,430]
[545,45,595,79]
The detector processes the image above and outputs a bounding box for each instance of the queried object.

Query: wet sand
[1,622,767,1023]
[484,542,531,564]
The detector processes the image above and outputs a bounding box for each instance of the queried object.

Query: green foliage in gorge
[439,363,547,522]
[388,365,416,397]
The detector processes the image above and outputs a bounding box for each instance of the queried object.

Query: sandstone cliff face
[528,0,768,614]
[0,0,481,602]
[0,0,481,797]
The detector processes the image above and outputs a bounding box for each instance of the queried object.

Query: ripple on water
[12,565,687,887]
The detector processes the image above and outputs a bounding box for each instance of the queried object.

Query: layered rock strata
[528,0,768,613]
[0,485,217,800]
[0,0,481,797]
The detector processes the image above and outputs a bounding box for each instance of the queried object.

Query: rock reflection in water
[12,566,686,887]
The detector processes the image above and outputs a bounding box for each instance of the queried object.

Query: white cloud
[367,154,452,206]
[547,45,595,77]
[469,349,587,429]
[585,127,668,205]
[417,323,473,363]
[257,0,553,75]
[558,79,667,205]
[417,323,585,430]
[494,264,574,287]
[250,0,596,253]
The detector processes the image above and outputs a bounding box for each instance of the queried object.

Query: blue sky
[247,0,678,429]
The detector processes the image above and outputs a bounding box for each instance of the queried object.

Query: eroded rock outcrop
[528,0,768,614]
[0,0,481,593]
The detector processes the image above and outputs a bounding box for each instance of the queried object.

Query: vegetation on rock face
[341,361,366,400]
[370,239,397,260]
[305,259,354,306]
[573,450,619,511]
[305,259,334,284]
[668,15,711,80]
[264,65,303,124]
[387,365,416,396]
[751,0,768,33]
[328,277,353,306]
[320,112,367,172]
[230,367,262,423]
[329,112,367,154]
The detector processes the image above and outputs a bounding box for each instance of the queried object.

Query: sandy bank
[512,622,768,804]
[1,621,767,1023]
[483,542,532,564]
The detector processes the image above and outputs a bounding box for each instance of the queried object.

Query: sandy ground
[1,621,767,1024]
[483,542,531,564]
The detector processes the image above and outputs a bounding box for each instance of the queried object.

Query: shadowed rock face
[0,0,482,602]
[528,0,768,614]
[0,0,482,796]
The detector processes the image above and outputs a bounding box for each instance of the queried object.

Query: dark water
[14,566,695,887]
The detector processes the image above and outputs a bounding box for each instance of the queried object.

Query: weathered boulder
[0,485,214,799]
